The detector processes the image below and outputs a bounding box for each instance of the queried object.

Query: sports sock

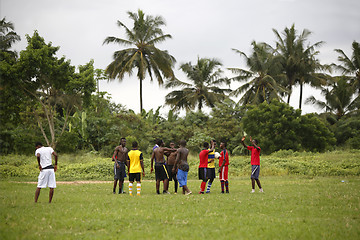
[129,183,133,195]
[225,180,229,192]
[200,181,206,192]
[221,180,225,192]
[137,183,141,195]
[206,182,212,193]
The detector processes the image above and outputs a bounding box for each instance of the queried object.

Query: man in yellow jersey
[206,140,217,193]
[127,141,145,196]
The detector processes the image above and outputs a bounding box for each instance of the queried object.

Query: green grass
[1,177,359,239]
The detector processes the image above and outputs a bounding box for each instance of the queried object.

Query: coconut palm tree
[306,76,357,119]
[165,57,231,111]
[228,41,286,105]
[0,17,21,59]
[103,9,176,112]
[273,24,326,109]
[333,41,360,95]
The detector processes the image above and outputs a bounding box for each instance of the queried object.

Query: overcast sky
[1,0,360,115]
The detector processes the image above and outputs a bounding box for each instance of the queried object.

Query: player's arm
[140,153,145,177]
[150,151,155,173]
[52,151,58,172]
[173,150,180,173]
[218,149,226,173]
[126,155,130,175]
[241,136,247,148]
[36,153,42,171]
[208,140,215,154]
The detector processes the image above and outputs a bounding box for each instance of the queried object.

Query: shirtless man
[112,138,128,194]
[151,140,176,194]
[172,140,192,195]
[165,142,178,194]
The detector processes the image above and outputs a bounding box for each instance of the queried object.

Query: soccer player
[34,142,58,203]
[206,140,217,193]
[112,138,128,194]
[151,140,176,194]
[241,136,263,193]
[127,141,145,196]
[165,142,178,194]
[218,142,230,193]
[172,140,192,195]
[198,140,215,194]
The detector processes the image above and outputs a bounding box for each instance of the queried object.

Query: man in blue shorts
[112,138,128,194]
[173,140,192,195]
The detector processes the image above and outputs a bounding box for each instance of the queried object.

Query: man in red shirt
[198,140,215,194]
[241,136,264,193]
[218,142,229,193]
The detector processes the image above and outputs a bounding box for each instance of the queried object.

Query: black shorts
[129,173,141,182]
[155,164,169,181]
[166,165,177,181]
[114,161,126,181]
[206,168,216,180]
[198,168,207,181]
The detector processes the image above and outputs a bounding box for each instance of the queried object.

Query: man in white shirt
[34,142,58,203]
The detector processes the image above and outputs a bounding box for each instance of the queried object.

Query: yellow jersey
[207,149,215,168]
[127,149,143,173]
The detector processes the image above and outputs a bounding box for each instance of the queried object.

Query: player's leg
[113,180,118,194]
[251,178,256,193]
[256,179,263,192]
[174,178,178,194]
[156,180,160,194]
[136,174,141,196]
[35,187,41,202]
[49,188,54,203]
[163,179,170,194]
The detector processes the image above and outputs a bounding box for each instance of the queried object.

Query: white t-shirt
[35,147,54,168]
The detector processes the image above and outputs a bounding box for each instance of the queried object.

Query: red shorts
[219,166,228,181]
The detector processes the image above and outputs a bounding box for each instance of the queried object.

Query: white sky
[1,0,360,116]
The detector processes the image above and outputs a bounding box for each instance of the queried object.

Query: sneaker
[221,191,224,194]
[113,192,116,194]
[226,191,229,193]
[129,193,133,196]
[259,189,264,193]
[199,191,204,194]
[185,191,192,195]
[137,193,141,196]
[251,189,255,193]
[174,192,177,195]
[163,191,170,194]
[206,191,210,193]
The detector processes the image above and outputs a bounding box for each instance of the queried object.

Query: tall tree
[18,31,80,148]
[0,17,21,56]
[165,57,231,111]
[229,41,286,105]
[273,24,325,109]
[333,41,360,97]
[306,76,357,119]
[103,9,176,113]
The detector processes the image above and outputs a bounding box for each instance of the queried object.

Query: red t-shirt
[247,146,261,165]
[199,149,209,168]
[219,149,229,167]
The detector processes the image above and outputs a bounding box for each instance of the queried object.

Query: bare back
[176,147,189,167]
[166,148,177,165]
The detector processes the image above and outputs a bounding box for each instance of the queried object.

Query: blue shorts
[177,169,188,187]
[251,165,260,180]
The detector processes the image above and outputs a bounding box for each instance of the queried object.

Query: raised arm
[241,136,247,148]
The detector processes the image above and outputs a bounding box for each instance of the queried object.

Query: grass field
[1,176,359,239]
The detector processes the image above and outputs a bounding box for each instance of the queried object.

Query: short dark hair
[221,142,227,147]
[35,142,42,147]
[132,141,138,148]
[253,139,259,145]
[120,137,126,141]
[203,142,209,148]
[179,140,186,147]
[155,139,162,146]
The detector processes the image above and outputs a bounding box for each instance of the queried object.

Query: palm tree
[165,57,231,111]
[306,76,357,119]
[103,9,176,112]
[333,41,360,95]
[228,41,286,105]
[0,17,21,57]
[273,24,325,109]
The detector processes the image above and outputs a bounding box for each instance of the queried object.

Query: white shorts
[37,169,56,188]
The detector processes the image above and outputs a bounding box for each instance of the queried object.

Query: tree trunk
[140,78,143,113]
[299,82,303,109]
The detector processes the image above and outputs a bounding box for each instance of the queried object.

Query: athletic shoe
[221,191,224,194]
[199,191,204,194]
[259,189,264,193]
[185,191,192,195]
[226,191,229,193]
[137,193,141,196]
[163,191,170,194]
[206,191,210,193]
[174,192,177,195]
[113,192,116,194]
[129,193,133,196]
[251,189,255,193]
